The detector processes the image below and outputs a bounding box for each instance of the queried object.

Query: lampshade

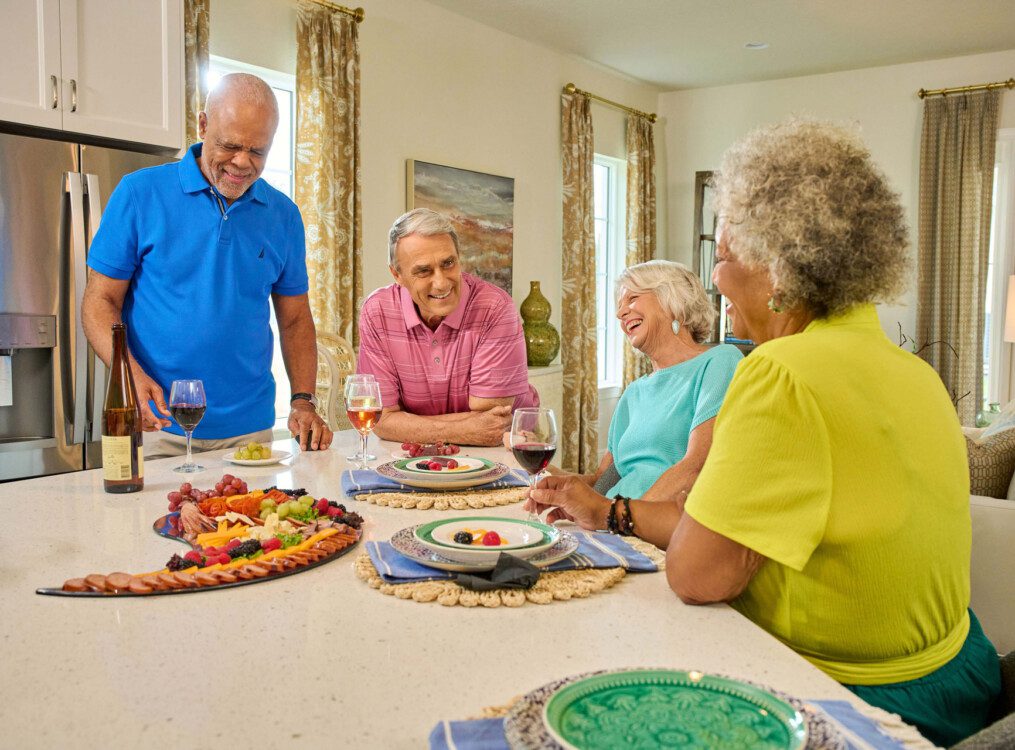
[1005,276,1015,343]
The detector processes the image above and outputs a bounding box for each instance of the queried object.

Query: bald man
[82,73,333,457]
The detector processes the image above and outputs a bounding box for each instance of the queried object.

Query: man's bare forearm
[373,409,495,446]
[82,270,127,368]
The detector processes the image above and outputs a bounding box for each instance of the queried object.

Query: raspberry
[183,550,202,564]
[447,459,458,470]
[482,531,501,546]
[217,553,231,565]
[428,461,443,471]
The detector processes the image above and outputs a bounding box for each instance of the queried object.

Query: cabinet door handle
[70,79,77,112]
[50,75,58,109]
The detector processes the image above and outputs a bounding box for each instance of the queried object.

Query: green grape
[277,503,291,519]
[259,508,272,520]
[238,448,251,460]
[259,497,276,510]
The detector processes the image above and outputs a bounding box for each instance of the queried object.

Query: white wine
[102,323,144,493]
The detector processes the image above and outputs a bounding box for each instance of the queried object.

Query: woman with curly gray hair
[526,120,999,745]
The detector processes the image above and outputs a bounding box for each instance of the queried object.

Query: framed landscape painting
[406,159,514,294]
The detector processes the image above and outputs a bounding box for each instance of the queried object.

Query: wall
[660,49,1015,341]
[211,0,665,325]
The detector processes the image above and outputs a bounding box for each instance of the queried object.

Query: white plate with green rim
[375,459,510,490]
[413,517,559,564]
[390,525,580,572]
[393,455,494,476]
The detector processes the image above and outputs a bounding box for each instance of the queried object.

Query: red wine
[512,443,556,475]
[171,404,206,431]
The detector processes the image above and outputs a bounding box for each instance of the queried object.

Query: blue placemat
[366,531,658,584]
[341,468,529,496]
[428,699,910,750]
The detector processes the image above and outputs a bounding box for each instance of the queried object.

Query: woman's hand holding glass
[509,407,557,522]
[524,474,611,529]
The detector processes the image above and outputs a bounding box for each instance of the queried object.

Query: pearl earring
[671,320,681,335]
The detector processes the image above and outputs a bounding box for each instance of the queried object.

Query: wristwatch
[290,392,319,409]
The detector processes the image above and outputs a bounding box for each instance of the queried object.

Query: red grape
[222,474,235,484]
[180,483,192,494]
[168,491,182,503]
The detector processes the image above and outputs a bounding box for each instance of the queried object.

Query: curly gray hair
[388,208,460,269]
[711,119,909,318]
[616,260,716,344]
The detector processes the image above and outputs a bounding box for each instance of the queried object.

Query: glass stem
[185,430,194,467]
[360,431,368,467]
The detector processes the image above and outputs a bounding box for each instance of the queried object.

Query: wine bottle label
[102,436,135,481]
[136,443,145,479]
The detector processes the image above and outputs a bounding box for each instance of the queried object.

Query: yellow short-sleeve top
[684,304,971,686]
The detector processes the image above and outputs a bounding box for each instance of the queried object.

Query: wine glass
[345,378,383,470]
[169,379,206,474]
[510,407,557,523]
[345,374,378,462]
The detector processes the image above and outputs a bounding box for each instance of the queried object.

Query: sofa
[970,493,1015,654]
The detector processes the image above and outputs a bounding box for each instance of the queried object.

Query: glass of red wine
[169,379,206,474]
[345,374,378,462]
[510,407,557,522]
[345,378,383,470]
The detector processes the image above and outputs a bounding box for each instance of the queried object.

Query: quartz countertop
[2,431,863,748]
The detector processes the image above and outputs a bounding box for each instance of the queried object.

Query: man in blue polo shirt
[82,73,332,456]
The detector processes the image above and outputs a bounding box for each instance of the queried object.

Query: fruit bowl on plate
[375,459,510,490]
[413,517,560,565]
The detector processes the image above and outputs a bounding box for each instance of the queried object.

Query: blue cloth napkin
[428,699,909,750]
[341,468,530,496]
[366,531,659,584]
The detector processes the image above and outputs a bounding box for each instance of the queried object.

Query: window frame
[985,128,1015,408]
[593,153,627,394]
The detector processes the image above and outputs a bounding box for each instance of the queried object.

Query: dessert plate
[414,517,559,564]
[393,455,494,475]
[390,525,579,573]
[375,459,510,490]
[223,450,292,466]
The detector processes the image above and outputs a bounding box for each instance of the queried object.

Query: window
[984,128,1015,410]
[208,57,298,424]
[594,155,627,390]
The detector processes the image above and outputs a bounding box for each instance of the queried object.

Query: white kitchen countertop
[2,431,872,749]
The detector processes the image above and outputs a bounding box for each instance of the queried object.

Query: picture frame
[406,159,514,294]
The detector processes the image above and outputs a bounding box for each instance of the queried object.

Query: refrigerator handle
[85,173,107,435]
[64,173,88,446]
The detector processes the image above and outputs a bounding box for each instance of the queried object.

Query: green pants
[844,610,1002,747]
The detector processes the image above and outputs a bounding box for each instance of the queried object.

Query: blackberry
[229,539,264,559]
[453,531,473,545]
[165,553,194,571]
[340,511,363,529]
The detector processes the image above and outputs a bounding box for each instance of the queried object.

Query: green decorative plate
[393,455,495,476]
[542,669,807,750]
[414,516,556,551]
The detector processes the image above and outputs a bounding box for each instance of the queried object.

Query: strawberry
[482,531,501,546]
[315,498,330,515]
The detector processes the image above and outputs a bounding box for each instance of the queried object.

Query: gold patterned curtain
[183,0,210,146]
[560,92,599,473]
[917,90,1000,425]
[622,113,656,386]
[295,2,363,345]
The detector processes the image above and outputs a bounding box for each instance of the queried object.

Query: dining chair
[316,331,356,430]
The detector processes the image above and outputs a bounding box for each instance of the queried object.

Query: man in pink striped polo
[357,209,538,446]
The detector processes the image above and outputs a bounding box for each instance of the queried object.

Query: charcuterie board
[36,474,364,598]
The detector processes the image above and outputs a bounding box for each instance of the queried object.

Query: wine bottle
[102,323,144,493]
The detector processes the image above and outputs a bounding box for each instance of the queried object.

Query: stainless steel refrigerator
[0,132,172,482]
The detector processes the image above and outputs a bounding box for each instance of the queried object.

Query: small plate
[223,450,292,466]
[417,517,556,551]
[413,518,559,565]
[393,455,494,475]
[390,525,579,572]
[375,460,510,490]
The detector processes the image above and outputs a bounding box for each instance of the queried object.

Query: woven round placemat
[353,536,665,608]
[352,486,527,510]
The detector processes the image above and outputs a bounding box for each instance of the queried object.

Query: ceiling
[426,0,1015,90]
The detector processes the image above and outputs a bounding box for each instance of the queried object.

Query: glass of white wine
[345,374,378,462]
[345,378,383,470]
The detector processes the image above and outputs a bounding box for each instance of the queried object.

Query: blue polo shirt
[87,143,308,439]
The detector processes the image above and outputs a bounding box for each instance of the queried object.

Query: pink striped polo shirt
[357,273,538,415]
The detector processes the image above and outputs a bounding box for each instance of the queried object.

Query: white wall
[210,0,665,332]
[660,49,1015,341]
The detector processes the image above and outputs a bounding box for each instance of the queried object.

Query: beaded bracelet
[606,499,620,534]
[615,495,636,536]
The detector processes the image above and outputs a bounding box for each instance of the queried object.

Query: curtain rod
[563,83,657,123]
[307,0,364,22]
[917,77,1013,99]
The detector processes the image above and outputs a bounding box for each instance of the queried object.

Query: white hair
[387,208,460,268]
[616,260,716,344]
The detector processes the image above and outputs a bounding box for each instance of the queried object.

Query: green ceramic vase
[520,281,560,367]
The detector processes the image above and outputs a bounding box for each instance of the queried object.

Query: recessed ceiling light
[745,42,769,50]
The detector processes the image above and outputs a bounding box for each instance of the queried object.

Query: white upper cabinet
[0,0,63,130]
[0,0,183,150]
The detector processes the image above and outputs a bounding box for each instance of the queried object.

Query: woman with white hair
[588,259,742,501]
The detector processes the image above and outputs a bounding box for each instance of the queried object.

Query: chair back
[316,331,355,430]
